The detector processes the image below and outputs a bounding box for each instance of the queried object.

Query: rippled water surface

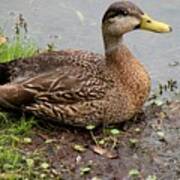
[0,0,180,87]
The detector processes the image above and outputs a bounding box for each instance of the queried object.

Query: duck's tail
[0,63,10,85]
[0,84,34,111]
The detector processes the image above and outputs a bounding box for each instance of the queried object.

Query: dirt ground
[18,101,180,180]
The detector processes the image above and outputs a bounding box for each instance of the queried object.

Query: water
[0,0,180,87]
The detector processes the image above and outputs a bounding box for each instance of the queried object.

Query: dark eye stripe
[102,9,129,22]
[107,10,129,19]
[106,11,120,19]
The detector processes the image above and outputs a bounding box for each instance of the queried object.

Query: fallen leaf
[91,145,118,159]
[110,128,120,135]
[38,133,49,140]
[73,144,86,152]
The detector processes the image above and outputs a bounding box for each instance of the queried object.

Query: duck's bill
[140,14,172,33]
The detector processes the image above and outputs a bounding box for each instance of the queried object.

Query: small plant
[80,165,91,176]
[0,148,23,171]
[0,14,37,63]
[146,175,157,180]
[0,116,35,176]
[148,79,178,106]
[128,169,141,179]
[158,80,177,95]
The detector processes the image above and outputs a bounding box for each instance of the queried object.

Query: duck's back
[2,49,105,84]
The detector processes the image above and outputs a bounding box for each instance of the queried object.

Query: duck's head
[102,1,172,38]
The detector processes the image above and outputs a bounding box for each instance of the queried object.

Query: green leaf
[73,144,86,152]
[45,139,56,144]
[26,158,34,167]
[110,128,120,135]
[129,138,139,145]
[80,166,91,175]
[146,175,157,180]
[41,162,49,169]
[154,99,164,106]
[98,139,105,145]
[23,137,32,144]
[134,128,141,133]
[86,125,96,130]
[157,131,165,140]
[128,169,140,177]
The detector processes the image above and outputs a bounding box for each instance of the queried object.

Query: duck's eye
[122,10,128,16]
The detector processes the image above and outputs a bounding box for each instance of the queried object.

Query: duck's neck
[103,34,134,64]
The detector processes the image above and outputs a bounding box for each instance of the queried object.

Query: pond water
[0,0,180,87]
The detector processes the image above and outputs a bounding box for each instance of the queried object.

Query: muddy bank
[18,101,180,179]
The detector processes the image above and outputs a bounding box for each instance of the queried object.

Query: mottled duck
[0,1,172,127]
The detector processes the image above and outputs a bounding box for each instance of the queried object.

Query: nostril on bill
[169,26,173,32]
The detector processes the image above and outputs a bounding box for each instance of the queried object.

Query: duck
[0,1,172,127]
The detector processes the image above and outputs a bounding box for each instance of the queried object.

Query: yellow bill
[140,14,172,33]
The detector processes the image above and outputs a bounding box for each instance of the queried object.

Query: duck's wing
[20,64,112,122]
[0,55,111,116]
[22,64,110,105]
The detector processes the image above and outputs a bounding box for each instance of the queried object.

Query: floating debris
[75,10,85,23]
[168,61,179,67]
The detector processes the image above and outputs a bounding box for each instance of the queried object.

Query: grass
[0,37,37,63]
[0,16,42,179]
[0,34,53,178]
[0,14,37,63]
[0,113,36,179]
